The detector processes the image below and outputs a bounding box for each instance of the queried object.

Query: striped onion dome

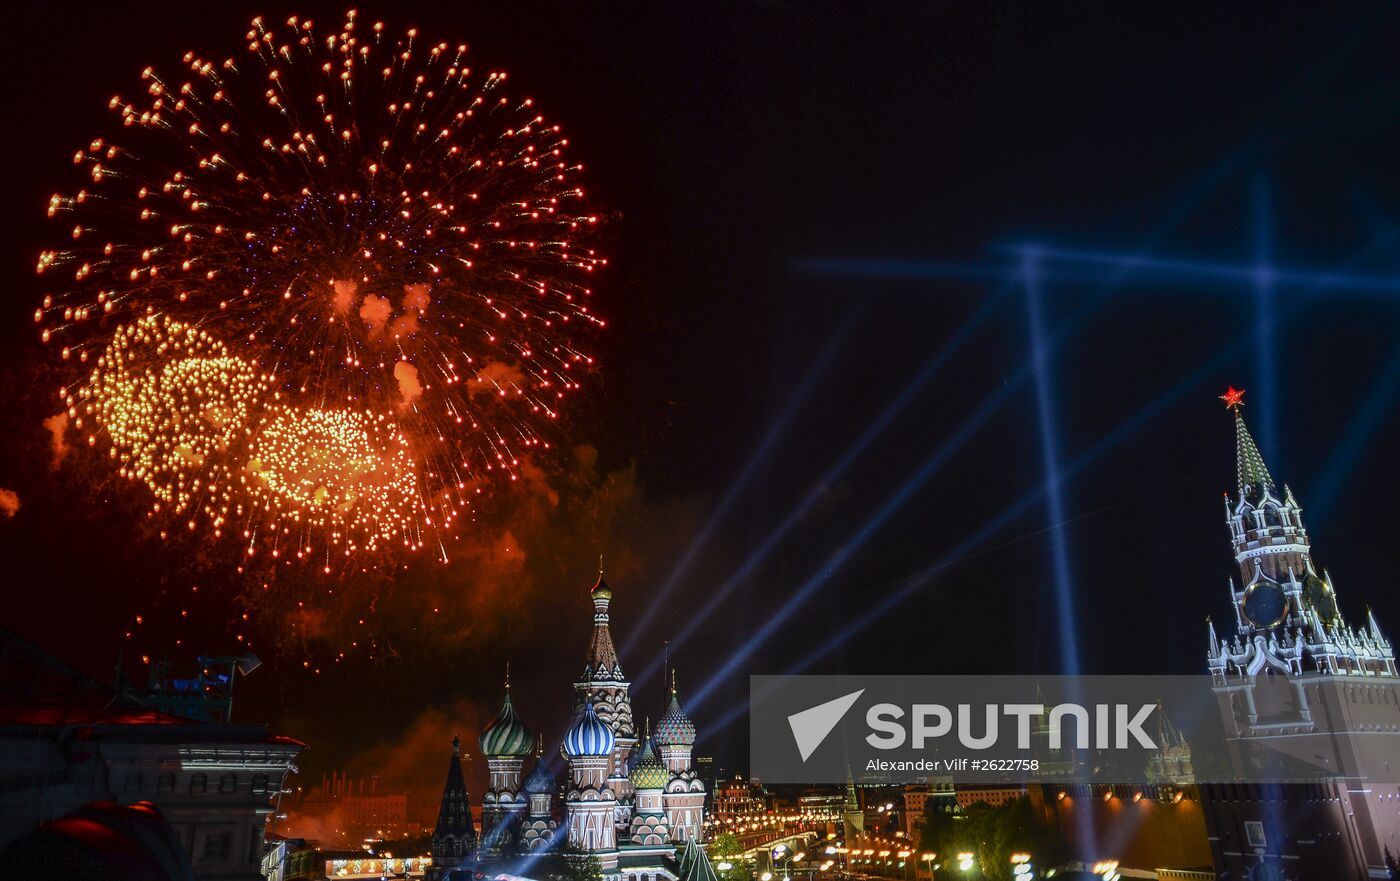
[524,753,556,795]
[563,700,615,758]
[628,733,670,790]
[479,684,533,758]
[654,675,696,748]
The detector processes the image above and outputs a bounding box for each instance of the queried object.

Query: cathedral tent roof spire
[678,835,720,881]
[434,734,476,841]
[1221,387,1276,500]
[581,558,623,682]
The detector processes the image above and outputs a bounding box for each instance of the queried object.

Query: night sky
[5,2,1400,807]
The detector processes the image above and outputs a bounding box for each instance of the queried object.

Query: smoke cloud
[331,279,358,315]
[394,360,423,407]
[359,294,393,335]
[471,361,528,398]
[43,413,69,468]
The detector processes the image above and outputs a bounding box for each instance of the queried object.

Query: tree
[917,798,967,865]
[915,796,1067,880]
[568,849,603,881]
[975,798,1067,881]
[710,831,753,881]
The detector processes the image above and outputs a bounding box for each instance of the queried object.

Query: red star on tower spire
[1219,386,1246,410]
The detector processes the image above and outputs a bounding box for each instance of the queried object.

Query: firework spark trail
[36,11,605,564]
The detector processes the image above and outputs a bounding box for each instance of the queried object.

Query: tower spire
[1221,387,1275,499]
[582,560,621,682]
[432,734,476,866]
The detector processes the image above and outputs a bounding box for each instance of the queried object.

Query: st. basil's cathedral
[428,569,710,881]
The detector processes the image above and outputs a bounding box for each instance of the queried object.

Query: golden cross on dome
[1219,386,1246,410]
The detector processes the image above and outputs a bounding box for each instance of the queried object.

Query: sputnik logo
[787,689,864,761]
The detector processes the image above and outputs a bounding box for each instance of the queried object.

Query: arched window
[252,773,270,795]
[219,773,238,794]
[190,772,208,794]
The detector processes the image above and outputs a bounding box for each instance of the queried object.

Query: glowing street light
[1011,852,1034,879]
[1093,860,1121,881]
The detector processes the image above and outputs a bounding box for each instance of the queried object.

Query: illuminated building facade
[797,791,844,821]
[427,567,707,880]
[713,774,766,821]
[1203,389,1400,879]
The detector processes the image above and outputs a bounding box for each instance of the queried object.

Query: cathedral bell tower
[574,562,638,829]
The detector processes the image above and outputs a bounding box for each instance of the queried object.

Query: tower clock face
[1243,582,1288,628]
[1304,575,1338,622]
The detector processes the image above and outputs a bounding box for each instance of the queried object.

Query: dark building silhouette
[0,629,301,881]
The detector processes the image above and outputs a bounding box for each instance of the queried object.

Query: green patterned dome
[479,688,533,758]
[628,731,670,790]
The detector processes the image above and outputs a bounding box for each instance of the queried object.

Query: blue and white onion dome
[563,699,616,758]
[479,681,534,758]
[654,673,697,748]
[524,747,557,795]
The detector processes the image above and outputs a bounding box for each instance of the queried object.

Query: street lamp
[956,852,975,873]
